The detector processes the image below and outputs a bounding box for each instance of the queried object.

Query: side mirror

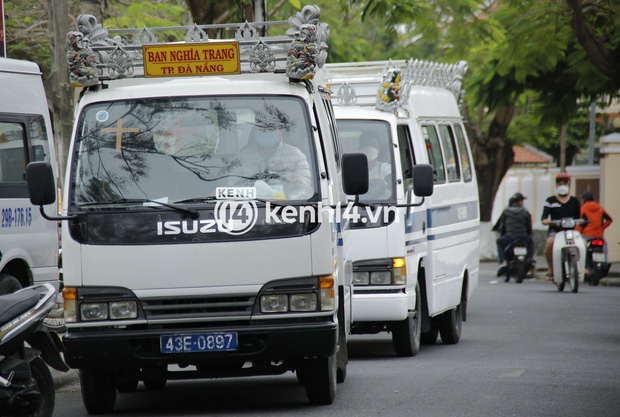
[26,161,56,206]
[342,153,369,196]
[412,164,434,197]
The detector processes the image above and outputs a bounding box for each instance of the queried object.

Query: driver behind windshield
[235,126,313,200]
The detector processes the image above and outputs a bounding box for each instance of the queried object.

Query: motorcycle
[584,237,611,286]
[502,238,533,284]
[0,283,69,417]
[549,218,586,293]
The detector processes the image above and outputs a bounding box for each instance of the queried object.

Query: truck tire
[303,354,336,405]
[79,368,116,414]
[392,282,421,357]
[439,303,462,345]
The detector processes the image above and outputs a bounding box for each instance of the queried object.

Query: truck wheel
[30,356,55,417]
[303,354,336,405]
[143,377,167,391]
[0,273,22,294]
[116,375,139,393]
[439,303,462,345]
[392,282,421,357]
[79,368,116,414]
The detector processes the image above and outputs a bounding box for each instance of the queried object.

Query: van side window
[397,124,416,192]
[322,96,341,169]
[453,124,473,182]
[422,125,445,184]
[438,124,461,182]
[0,120,28,186]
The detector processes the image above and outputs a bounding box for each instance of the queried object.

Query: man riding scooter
[577,191,613,284]
[493,192,535,277]
[541,172,581,281]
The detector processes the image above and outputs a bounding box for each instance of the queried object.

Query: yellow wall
[601,133,620,263]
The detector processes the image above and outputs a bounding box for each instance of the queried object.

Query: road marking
[502,369,525,378]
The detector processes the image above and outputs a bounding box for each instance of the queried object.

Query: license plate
[160,333,238,353]
[592,253,605,263]
[513,247,527,256]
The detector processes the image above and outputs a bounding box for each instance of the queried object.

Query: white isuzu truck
[27,6,366,412]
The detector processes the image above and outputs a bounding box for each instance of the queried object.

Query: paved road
[53,262,620,416]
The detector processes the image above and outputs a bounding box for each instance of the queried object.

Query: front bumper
[62,320,337,370]
[352,291,409,322]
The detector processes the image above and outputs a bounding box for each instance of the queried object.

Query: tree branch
[564,0,620,82]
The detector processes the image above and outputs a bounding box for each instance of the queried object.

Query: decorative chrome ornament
[107,47,134,79]
[249,41,276,72]
[235,21,260,43]
[336,83,358,106]
[185,24,208,43]
[136,27,158,45]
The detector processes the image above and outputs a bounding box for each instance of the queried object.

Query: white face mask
[361,146,379,161]
[556,185,569,196]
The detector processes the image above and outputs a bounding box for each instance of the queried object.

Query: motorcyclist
[493,192,535,277]
[577,190,613,264]
[541,172,581,281]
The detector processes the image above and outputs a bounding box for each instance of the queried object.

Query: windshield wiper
[79,198,199,218]
[174,196,292,207]
[173,196,218,204]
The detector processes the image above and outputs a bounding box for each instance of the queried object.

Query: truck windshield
[70,95,318,207]
[337,119,395,202]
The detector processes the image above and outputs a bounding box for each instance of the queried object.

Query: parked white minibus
[26,6,376,411]
[0,57,60,294]
[327,59,480,351]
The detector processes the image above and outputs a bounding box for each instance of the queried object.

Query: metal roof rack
[67,5,329,87]
[326,59,468,111]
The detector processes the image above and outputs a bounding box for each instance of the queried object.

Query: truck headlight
[109,301,138,319]
[353,271,370,285]
[81,303,108,321]
[260,294,289,313]
[370,271,392,285]
[290,294,318,312]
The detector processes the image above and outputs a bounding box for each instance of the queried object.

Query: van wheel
[439,303,462,345]
[303,354,336,405]
[0,273,22,294]
[392,282,421,357]
[421,327,438,345]
[79,369,116,414]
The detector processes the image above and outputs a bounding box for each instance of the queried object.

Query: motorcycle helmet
[555,172,571,184]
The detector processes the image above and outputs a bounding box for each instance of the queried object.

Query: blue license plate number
[160,333,238,353]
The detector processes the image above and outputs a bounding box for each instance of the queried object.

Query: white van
[0,57,60,294]
[326,59,480,350]
[27,6,363,412]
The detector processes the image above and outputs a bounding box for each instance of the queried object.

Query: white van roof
[326,59,467,119]
[0,57,42,75]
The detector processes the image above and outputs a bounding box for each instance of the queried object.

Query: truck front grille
[141,294,256,321]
